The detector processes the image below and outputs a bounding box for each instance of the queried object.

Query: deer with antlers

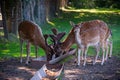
[39,20,112,65]
[18,20,74,64]
[70,20,112,66]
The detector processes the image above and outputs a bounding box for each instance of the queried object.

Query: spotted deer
[70,20,112,66]
[18,20,55,64]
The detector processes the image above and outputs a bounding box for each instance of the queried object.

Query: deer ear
[78,23,83,28]
[44,34,49,39]
[57,32,66,42]
[51,28,58,35]
[70,21,75,27]
[49,34,57,45]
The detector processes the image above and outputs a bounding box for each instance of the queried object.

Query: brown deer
[71,20,112,66]
[50,20,112,66]
[49,28,66,58]
[49,28,76,55]
[18,20,55,64]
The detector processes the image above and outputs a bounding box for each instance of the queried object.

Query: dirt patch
[0,56,120,80]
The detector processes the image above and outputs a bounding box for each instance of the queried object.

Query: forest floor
[0,56,120,80]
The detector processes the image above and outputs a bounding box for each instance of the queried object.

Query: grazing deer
[18,20,55,64]
[49,28,76,55]
[70,20,112,66]
[49,28,66,58]
[50,20,112,66]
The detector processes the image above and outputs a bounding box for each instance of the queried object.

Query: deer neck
[61,30,75,51]
[39,41,49,52]
[75,30,82,47]
[35,26,50,52]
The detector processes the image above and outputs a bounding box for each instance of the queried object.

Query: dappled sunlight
[74,13,85,18]
[0,32,4,36]
[0,13,2,20]
[1,48,25,58]
[64,67,91,79]
[18,66,36,75]
[62,8,120,14]
[1,49,10,53]
[65,69,87,75]
[7,77,24,80]
[47,19,56,26]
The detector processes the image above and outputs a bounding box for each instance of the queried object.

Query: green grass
[0,8,120,60]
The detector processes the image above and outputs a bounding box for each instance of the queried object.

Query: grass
[0,8,120,60]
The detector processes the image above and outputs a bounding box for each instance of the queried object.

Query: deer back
[71,20,110,46]
[18,21,51,56]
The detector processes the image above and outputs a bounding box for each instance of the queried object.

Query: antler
[57,32,66,43]
[44,34,57,60]
[50,28,66,45]
[51,28,58,35]
[48,28,66,58]
[44,34,49,46]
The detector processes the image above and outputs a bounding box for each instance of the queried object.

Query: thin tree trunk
[14,1,19,35]
[1,0,8,39]
[30,0,35,22]
[45,0,49,21]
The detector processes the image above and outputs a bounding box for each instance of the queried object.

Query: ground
[0,56,120,80]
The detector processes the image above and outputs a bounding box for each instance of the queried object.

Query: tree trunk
[1,0,9,39]
[49,0,57,18]
[29,0,35,22]
[0,0,63,38]
[39,0,46,25]
[11,0,19,35]
[61,0,68,8]
[22,0,31,20]
[45,0,50,21]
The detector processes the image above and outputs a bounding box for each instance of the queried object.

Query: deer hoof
[83,63,86,66]
[101,62,104,66]
[93,62,96,65]
[76,65,80,68]
[20,59,23,63]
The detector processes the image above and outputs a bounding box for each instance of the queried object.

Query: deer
[70,20,112,66]
[18,20,56,64]
[45,20,112,65]
[49,28,66,58]
[49,28,76,57]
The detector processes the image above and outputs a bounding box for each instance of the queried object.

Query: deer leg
[26,41,31,64]
[74,48,78,63]
[81,48,84,60]
[83,47,88,66]
[101,45,105,65]
[20,39,23,63]
[35,46,38,58]
[93,44,100,65]
[109,41,113,58]
[77,48,81,66]
[105,42,109,61]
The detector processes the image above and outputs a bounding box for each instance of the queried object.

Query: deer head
[49,28,66,58]
[18,21,58,64]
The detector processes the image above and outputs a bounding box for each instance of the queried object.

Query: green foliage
[69,0,120,9]
[0,8,120,59]
[43,8,120,57]
[0,39,45,60]
[70,0,95,9]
